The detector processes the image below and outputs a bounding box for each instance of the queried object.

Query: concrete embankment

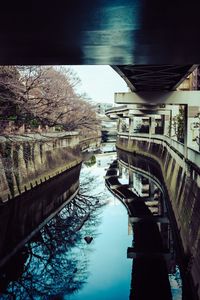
[0,162,82,267]
[117,136,200,300]
[0,133,101,202]
[0,132,101,267]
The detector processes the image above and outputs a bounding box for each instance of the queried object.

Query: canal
[0,144,183,299]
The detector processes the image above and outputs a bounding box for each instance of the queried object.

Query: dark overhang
[0,1,200,65]
[112,65,197,91]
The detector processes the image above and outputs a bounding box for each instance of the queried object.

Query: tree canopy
[0,66,100,135]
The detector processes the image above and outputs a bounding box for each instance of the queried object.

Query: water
[68,152,132,300]
[67,201,132,300]
[0,146,183,299]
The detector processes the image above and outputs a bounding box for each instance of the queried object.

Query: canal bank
[116,135,200,300]
[0,150,133,299]
[0,146,183,299]
[0,134,101,268]
[0,162,82,268]
[0,133,101,202]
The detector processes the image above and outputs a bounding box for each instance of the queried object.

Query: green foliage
[7,115,17,121]
[193,113,200,147]
[84,155,96,167]
[172,106,185,143]
[55,125,63,132]
[4,141,12,159]
[29,118,39,128]
[1,142,15,197]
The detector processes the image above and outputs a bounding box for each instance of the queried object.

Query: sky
[69,65,128,103]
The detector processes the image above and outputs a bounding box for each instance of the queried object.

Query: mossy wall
[0,134,81,201]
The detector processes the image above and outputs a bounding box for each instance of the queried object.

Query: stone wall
[0,133,81,202]
[117,135,200,300]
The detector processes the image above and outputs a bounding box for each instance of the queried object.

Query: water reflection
[0,150,133,300]
[0,146,183,299]
[0,157,110,299]
[0,164,81,267]
[114,150,183,300]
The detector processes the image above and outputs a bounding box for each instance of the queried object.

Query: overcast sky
[69,65,128,103]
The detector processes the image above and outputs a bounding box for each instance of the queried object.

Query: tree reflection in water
[0,171,106,299]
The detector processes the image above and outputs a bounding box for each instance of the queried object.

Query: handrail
[118,132,200,169]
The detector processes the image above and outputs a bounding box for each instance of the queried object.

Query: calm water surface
[68,153,132,300]
[0,148,183,299]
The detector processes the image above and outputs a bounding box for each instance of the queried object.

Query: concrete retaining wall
[117,135,200,300]
[0,133,81,202]
[0,163,82,266]
[79,137,101,151]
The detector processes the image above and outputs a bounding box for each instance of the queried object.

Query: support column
[184,104,188,159]
[118,164,122,178]
[118,118,122,134]
[129,117,134,136]
[129,169,133,187]
[161,114,165,135]
[117,118,120,132]
[168,109,173,147]
[150,116,156,135]
[169,110,172,138]
[149,117,151,134]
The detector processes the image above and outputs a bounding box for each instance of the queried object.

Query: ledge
[118,133,200,172]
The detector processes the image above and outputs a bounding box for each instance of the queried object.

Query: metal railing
[188,147,200,167]
[118,132,200,168]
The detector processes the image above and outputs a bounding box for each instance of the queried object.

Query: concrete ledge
[127,247,171,260]
[115,91,200,106]
[129,216,169,224]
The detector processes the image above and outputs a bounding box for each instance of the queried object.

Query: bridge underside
[112,65,197,91]
[0,1,200,65]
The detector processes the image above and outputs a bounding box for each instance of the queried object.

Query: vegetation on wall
[0,141,15,197]
[172,106,185,143]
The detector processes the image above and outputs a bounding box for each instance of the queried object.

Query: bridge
[105,66,200,299]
